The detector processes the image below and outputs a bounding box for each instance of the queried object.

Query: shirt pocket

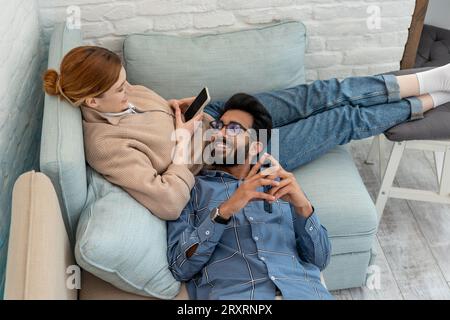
[275,200,298,251]
[275,200,294,223]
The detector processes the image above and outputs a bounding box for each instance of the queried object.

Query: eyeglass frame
[209,119,249,136]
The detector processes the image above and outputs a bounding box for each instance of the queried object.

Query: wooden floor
[330,137,450,300]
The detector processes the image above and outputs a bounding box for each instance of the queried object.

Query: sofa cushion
[383,67,450,141]
[293,145,378,256]
[40,23,86,245]
[123,21,307,102]
[5,171,77,300]
[293,145,379,290]
[75,167,180,299]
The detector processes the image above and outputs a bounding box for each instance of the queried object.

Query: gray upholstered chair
[366,24,450,220]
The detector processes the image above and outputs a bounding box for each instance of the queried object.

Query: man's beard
[209,138,250,167]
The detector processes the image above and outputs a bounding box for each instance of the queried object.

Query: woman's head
[43,46,130,112]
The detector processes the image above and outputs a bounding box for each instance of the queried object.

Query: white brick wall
[0,0,45,298]
[38,0,416,81]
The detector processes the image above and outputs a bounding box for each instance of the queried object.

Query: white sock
[429,91,450,108]
[416,63,450,94]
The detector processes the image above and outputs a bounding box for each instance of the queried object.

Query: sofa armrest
[4,171,77,300]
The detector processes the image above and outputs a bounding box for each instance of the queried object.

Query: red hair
[43,46,122,107]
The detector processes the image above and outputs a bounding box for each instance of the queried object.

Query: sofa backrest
[40,24,86,245]
[123,21,307,101]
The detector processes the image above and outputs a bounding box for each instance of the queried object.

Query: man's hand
[219,162,279,219]
[262,154,313,218]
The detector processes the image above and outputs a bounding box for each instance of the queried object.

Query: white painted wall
[0,0,46,298]
[38,0,416,81]
[425,0,450,30]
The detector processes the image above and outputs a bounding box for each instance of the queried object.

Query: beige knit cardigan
[81,85,209,220]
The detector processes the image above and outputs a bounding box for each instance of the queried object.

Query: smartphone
[184,87,211,121]
[261,161,273,214]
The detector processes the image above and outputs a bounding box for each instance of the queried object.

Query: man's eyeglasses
[209,120,248,136]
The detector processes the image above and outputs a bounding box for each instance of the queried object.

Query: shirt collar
[200,167,240,180]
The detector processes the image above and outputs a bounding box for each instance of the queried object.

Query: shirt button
[260,257,265,261]
[309,226,314,231]
[254,236,259,241]
[249,217,254,221]
[205,230,210,236]
[270,276,276,281]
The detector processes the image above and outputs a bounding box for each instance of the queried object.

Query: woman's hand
[168,96,196,114]
[171,102,203,136]
[171,104,203,165]
[170,102,203,166]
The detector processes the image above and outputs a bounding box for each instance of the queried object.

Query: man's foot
[416,63,450,94]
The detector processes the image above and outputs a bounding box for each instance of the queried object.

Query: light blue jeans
[204,75,423,171]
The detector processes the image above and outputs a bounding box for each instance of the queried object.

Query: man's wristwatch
[210,207,230,225]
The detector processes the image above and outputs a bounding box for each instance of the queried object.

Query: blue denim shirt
[167,169,333,300]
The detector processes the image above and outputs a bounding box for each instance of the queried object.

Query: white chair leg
[439,148,450,196]
[365,135,379,165]
[378,135,386,181]
[434,151,445,185]
[375,141,406,221]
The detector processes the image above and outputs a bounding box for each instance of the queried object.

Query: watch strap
[210,207,230,224]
